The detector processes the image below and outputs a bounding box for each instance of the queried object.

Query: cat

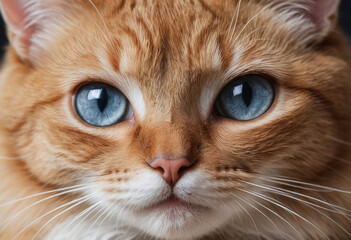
[0,0,350,239]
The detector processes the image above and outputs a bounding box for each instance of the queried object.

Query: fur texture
[0,0,351,239]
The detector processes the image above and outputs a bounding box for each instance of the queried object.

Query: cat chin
[125,204,232,240]
[46,207,231,240]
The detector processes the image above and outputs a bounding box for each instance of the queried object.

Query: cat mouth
[147,194,207,212]
[154,195,184,208]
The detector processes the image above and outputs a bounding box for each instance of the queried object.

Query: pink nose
[149,157,192,186]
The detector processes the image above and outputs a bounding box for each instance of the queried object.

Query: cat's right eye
[75,82,133,127]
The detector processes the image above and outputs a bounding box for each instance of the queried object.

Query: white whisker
[327,136,351,147]
[238,26,266,43]
[232,5,270,45]
[240,180,351,236]
[228,0,242,44]
[254,177,332,192]
[58,200,104,237]
[234,190,303,240]
[88,0,119,56]
[0,153,32,161]
[237,187,329,239]
[0,184,90,207]
[265,176,351,194]
[243,179,351,215]
[10,194,93,240]
[31,195,94,240]
[234,197,261,240]
[321,152,351,164]
[114,199,129,232]
[0,185,90,233]
[233,194,284,238]
[69,21,104,43]
[94,200,118,237]
[86,198,117,238]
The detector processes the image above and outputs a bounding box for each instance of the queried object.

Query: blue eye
[75,83,132,127]
[215,75,275,121]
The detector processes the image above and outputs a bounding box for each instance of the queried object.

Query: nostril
[156,166,165,174]
[148,162,166,175]
[178,166,187,175]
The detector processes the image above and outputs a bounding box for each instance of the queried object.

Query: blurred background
[0,1,350,56]
[339,0,351,41]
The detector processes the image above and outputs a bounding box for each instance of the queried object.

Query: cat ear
[269,0,340,43]
[0,0,64,64]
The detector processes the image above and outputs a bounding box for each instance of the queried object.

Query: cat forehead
[50,0,292,82]
[87,1,270,88]
[96,0,234,75]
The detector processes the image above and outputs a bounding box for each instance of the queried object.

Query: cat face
[0,0,350,239]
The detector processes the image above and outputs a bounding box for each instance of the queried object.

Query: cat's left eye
[214,74,275,121]
[75,82,133,127]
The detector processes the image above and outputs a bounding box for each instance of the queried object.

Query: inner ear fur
[262,0,340,43]
[0,0,69,65]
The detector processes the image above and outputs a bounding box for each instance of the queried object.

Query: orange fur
[0,0,350,239]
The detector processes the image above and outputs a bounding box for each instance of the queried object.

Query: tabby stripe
[7,94,64,133]
[120,26,141,51]
[198,0,218,18]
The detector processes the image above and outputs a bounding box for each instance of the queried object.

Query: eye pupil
[97,89,108,113]
[242,82,253,107]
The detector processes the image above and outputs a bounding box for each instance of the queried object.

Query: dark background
[339,0,351,41]
[0,1,350,54]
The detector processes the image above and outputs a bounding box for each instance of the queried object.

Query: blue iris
[75,83,132,126]
[215,75,274,121]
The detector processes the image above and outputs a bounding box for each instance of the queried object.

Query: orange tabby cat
[0,0,350,239]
